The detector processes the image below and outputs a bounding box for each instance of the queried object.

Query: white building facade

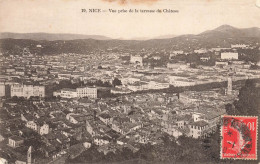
[54,87,97,99]
[221,52,238,60]
[0,83,5,97]
[11,84,45,98]
[76,87,97,98]
[130,55,143,66]
[26,121,49,135]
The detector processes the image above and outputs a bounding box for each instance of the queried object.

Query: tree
[97,89,115,98]
[203,126,221,163]
[136,143,156,161]
[11,96,18,101]
[250,64,260,70]
[238,48,260,64]
[120,147,134,160]
[225,103,233,114]
[103,81,112,87]
[112,78,122,87]
[233,79,260,116]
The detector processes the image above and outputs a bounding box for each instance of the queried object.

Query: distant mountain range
[0,25,260,55]
[0,32,112,41]
[130,35,177,40]
[0,25,260,41]
[0,32,177,41]
[198,24,260,38]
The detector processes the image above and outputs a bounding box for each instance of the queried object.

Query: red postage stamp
[221,115,258,160]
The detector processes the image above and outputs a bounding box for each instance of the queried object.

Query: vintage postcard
[0,0,259,163]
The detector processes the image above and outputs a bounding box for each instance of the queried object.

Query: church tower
[227,77,232,95]
[27,146,32,164]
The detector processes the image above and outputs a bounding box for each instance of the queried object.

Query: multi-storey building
[188,120,209,139]
[171,79,196,87]
[76,87,97,98]
[221,52,238,60]
[8,136,24,148]
[53,88,77,98]
[130,55,143,66]
[54,87,97,99]
[187,112,222,139]
[10,83,45,98]
[26,120,49,135]
[231,44,249,49]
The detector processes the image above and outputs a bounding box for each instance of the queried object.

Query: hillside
[0,32,112,41]
[0,25,260,55]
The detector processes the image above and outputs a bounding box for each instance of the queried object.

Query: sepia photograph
[0,0,259,163]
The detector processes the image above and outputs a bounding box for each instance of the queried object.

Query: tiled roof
[190,120,208,127]
[9,135,24,141]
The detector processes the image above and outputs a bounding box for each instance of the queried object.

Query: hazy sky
[0,0,260,39]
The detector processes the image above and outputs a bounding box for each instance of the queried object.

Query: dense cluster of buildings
[0,43,259,98]
[0,82,237,162]
[0,42,259,163]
